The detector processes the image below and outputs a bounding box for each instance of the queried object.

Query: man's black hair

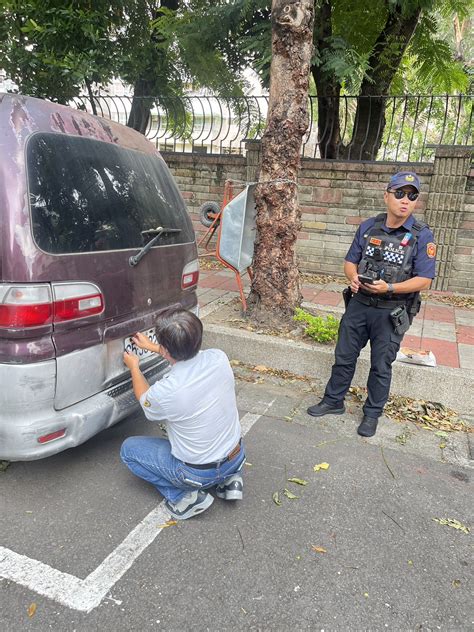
[155,307,203,361]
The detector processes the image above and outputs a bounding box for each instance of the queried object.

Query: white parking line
[0,406,273,613]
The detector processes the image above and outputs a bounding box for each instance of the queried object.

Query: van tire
[199,201,221,228]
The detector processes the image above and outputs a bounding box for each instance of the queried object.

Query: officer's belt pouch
[342,287,352,309]
[390,305,410,336]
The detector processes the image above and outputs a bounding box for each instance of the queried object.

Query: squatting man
[121,307,245,520]
[307,171,437,437]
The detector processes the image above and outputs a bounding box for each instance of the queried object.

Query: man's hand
[349,274,361,294]
[123,350,140,371]
[360,279,389,295]
[132,332,157,352]
[123,351,150,400]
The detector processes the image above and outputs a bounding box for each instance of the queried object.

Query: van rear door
[26,132,198,409]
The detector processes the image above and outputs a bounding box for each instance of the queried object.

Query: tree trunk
[312,0,342,159]
[247,0,314,326]
[85,79,97,116]
[127,78,154,134]
[347,5,421,161]
[127,0,179,134]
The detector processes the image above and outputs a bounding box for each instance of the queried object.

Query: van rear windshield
[27,132,194,254]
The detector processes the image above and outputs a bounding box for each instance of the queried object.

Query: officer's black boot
[357,415,379,437]
[307,400,345,417]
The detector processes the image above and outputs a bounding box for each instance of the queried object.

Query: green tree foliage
[1,1,470,143]
[200,0,471,158]
[0,1,123,104]
[0,1,246,129]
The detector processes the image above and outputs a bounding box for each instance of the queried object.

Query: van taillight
[0,285,53,327]
[53,283,104,322]
[0,282,104,328]
[182,259,199,289]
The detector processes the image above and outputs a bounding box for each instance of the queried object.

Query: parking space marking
[0,405,273,613]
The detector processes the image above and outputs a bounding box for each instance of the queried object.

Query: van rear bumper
[0,360,169,461]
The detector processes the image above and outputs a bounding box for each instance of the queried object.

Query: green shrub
[293,307,339,344]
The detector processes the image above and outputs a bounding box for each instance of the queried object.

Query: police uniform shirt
[139,348,241,465]
[345,214,436,279]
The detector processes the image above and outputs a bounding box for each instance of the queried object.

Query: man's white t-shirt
[139,348,241,464]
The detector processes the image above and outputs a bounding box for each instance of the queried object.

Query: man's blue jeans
[120,436,246,503]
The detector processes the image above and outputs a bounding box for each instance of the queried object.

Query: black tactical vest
[358,213,426,285]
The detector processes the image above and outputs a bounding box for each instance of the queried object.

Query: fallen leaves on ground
[0,460,10,472]
[311,545,327,554]
[283,488,299,499]
[421,292,474,309]
[250,364,310,382]
[158,520,177,528]
[272,492,282,506]
[313,462,330,471]
[27,603,37,617]
[452,579,462,588]
[301,273,346,286]
[432,518,470,534]
[348,387,471,434]
[197,259,224,271]
[287,477,308,486]
[395,430,412,445]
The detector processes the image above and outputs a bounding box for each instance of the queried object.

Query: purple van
[0,94,199,460]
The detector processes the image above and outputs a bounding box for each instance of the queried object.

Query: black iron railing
[71,94,473,162]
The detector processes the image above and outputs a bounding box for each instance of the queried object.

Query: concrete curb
[203,322,474,414]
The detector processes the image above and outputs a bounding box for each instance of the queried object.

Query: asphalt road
[1,368,473,631]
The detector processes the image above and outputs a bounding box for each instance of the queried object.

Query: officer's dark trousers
[323,297,403,418]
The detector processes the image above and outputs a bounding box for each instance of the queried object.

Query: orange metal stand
[198,179,252,311]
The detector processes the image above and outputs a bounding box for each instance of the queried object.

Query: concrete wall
[162,145,474,294]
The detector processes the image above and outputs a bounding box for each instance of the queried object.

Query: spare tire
[199,201,221,228]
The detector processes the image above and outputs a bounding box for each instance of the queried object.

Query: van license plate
[124,328,158,361]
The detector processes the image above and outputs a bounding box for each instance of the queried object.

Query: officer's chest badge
[427,243,437,258]
[369,237,382,246]
[386,242,404,253]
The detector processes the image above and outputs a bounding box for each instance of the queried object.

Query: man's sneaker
[307,400,345,417]
[216,474,243,501]
[165,490,214,520]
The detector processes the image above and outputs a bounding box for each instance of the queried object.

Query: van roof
[0,92,158,155]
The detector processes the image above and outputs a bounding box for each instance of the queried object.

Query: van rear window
[27,133,194,254]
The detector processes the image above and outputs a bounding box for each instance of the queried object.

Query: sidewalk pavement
[198,267,474,371]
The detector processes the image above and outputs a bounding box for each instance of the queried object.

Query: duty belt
[353,293,407,309]
[184,439,242,469]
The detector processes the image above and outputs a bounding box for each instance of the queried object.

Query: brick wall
[452,169,474,293]
[161,152,247,242]
[161,148,473,294]
[296,160,433,277]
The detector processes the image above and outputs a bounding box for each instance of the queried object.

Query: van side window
[27,133,194,254]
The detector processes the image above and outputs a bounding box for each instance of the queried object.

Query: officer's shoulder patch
[426,243,437,258]
[143,399,151,408]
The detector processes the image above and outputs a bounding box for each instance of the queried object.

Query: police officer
[307,171,437,437]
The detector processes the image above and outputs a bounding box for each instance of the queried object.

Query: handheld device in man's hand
[358,274,376,284]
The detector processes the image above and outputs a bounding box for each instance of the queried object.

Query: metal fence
[71,94,473,162]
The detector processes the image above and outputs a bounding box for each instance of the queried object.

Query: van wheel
[199,201,221,228]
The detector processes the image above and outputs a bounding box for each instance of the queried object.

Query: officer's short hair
[155,307,202,361]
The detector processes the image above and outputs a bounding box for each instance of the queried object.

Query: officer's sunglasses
[387,189,419,201]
